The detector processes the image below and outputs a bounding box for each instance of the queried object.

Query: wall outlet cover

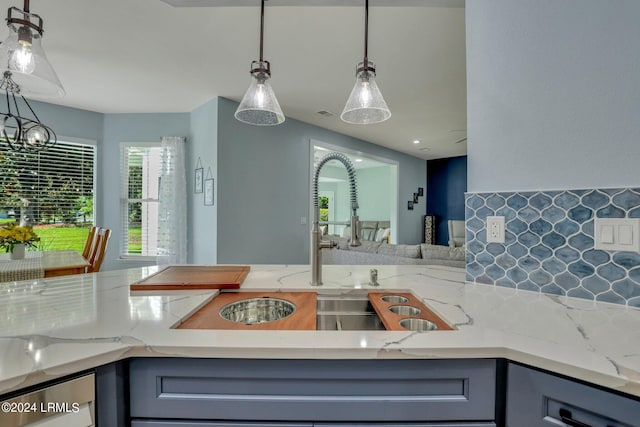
[486,216,505,243]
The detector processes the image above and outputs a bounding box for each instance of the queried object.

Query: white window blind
[120,143,162,258]
[0,140,96,252]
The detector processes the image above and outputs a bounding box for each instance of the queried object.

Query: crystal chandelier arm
[5,87,11,113]
[11,87,22,117]
[21,93,41,122]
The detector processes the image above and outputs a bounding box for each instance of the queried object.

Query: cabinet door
[130,358,496,422]
[506,363,640,426]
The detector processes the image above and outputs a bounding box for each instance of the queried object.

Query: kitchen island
[1,264,640,424]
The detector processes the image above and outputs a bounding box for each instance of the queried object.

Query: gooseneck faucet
[311,152,361,286]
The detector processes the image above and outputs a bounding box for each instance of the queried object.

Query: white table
[0,250,89,282]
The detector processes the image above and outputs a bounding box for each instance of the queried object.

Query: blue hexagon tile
[465,188,640,306]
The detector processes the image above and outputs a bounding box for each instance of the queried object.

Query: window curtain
[157,136,187,266]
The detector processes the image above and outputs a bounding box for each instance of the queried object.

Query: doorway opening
[311,141,399,244]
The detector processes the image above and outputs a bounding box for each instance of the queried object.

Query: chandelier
[0,70,56,151]
[0,0,64,151]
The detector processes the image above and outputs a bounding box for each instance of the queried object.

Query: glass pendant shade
[235,61,285,126]
[0,12,65,97]
[341,60,391,125]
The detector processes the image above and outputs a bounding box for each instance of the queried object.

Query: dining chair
[82,226,99,259]
[87,228,111,273]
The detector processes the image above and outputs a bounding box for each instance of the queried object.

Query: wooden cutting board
[368,292,454,331]
[130,265,250,291]
[177,292,317,330]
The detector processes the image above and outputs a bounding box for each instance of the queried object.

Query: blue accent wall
[427,156,467,246]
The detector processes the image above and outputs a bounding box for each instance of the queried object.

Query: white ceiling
[1,0,467,160]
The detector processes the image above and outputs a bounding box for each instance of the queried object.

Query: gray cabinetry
[132,423,494,427]
[506,363,640,426]
[129,358,497,425]
[132,423,311,427]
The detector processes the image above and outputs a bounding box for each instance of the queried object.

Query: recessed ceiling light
[419,147,430,151]
[413,140,420,144]
[355,158,363,162]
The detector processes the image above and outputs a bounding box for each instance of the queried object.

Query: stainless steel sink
[316,295,385,331]
[219,297,296,325]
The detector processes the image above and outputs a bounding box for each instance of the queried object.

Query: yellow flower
[0,224,39,252]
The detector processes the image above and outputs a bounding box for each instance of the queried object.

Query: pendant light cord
[363,0,368,68]
[24,0,30,13]
[259,0,265,62]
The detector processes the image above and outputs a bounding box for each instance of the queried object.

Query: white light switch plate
[594,218,640,251]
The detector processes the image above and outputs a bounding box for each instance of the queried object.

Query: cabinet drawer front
[132,422,311,427]
[507,363,640,427]
[315,424,496,427]
[130,359,496,422]
[131,423,493,427]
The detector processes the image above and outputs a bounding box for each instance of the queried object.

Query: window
[120,143,162,258]
[0,139,96,252]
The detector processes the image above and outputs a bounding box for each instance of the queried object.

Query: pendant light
[0,0,60,152]
[0,0,65,97]
[340,0,391,125]
[234,0,285,126]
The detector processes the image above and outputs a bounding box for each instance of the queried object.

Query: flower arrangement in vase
[0,224,40,260]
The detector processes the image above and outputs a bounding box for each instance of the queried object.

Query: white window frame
[0,135,97,250]
[120,142,161,261]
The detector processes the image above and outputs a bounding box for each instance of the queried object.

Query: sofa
[322,238,465,268]
[335,220,391,243]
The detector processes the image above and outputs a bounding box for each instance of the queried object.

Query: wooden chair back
[88,228,111,273]
[82,226,99,259]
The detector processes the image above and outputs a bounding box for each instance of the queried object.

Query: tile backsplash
[465,188,640,307]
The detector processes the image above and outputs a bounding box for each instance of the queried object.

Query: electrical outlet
[486,216,505,243]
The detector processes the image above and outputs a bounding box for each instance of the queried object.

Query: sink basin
[316,295,385,331]
[219,297,296,325]
[316,296,372,313]
[399,318,438,331]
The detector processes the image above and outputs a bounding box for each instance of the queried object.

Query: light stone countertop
[1,264,640,398]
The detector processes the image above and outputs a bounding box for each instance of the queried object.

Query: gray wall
[216,97,426,264]
[358,166,393,222]
[465,0,640,305]
[188,99,218,264]
[467,0,640,193]
[26,99,104,143]
[20,97,425,269]
[4,101,190,271]
[101,113,190,271]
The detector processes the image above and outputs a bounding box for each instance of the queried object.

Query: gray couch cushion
[350,240,382,253]
[322,248,427,265]
[378,243,421,258]
[421,244,465,262]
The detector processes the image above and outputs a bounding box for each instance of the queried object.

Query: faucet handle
[319,239,337,249]
[349,215,362,247]
[369,269,380,286]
